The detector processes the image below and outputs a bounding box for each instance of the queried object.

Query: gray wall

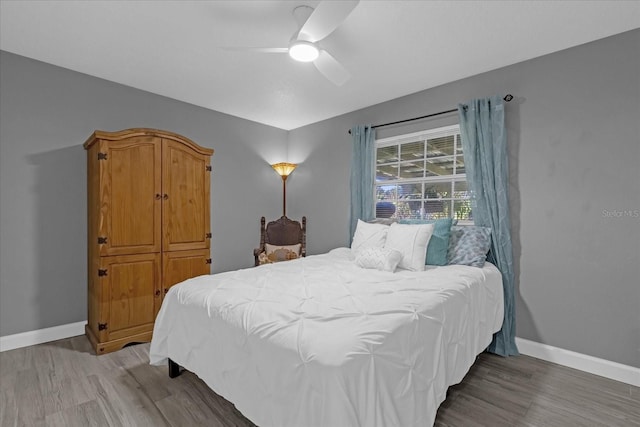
[288,29,640,367]
[0,51,287,336]
[2,29,639,368]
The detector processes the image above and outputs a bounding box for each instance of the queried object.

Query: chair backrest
[260,215,306,254]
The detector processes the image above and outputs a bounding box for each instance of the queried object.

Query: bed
[150,245,503,427]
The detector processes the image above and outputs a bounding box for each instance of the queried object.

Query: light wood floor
[1,335,638,426]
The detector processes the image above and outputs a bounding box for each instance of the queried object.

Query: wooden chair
[254,216,306,266]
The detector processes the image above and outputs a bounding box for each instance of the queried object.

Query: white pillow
[384,223,435,271]
[351,219,388,256]
[355,247,403,272]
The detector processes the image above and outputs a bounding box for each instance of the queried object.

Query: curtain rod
[348,94,514,134]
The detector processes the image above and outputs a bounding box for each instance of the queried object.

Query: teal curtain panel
[458,96,518,356]
[349,125,376,242]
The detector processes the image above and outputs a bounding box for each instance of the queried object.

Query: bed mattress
[150,247,504,427]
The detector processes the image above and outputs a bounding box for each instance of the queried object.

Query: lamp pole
[282,175,288,217]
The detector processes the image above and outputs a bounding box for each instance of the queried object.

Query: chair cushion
[263,243,301,263]
[266,243,301,256]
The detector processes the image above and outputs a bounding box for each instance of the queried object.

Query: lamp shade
[271,162,297,178]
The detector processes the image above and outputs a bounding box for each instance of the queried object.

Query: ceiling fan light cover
[289,41,319,62]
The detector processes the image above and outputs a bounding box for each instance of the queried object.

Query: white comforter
[150,247,504,427]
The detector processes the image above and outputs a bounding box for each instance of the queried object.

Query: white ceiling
[1,1,638,130]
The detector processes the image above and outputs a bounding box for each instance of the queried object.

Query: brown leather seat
[254,216,306,266]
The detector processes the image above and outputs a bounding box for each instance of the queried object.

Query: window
[375,124,471,222]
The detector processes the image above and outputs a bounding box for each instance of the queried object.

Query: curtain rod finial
[504,94,513,102]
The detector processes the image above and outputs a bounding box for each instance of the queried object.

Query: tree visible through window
[375,125,471,221]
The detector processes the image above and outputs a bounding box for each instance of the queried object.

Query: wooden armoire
[84,128,214,355]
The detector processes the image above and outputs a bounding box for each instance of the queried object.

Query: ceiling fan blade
[313,50,351,86]
[220,47,289,53]
[298,0,359,42]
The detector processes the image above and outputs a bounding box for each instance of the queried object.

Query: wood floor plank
[85,375,125,427]
[439,390,524,426]
[0,337,638,427]
[179,371,257,426]
[0,387,19,427]
[107,370,170,426]
[45,399,110,427]
[12,368,46,425]
[156,387,225,427]
[119,346,172,403]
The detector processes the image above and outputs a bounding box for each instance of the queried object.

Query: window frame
[374,124,472,223]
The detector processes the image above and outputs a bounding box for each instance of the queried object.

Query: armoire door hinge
[97,236,107,244]
[205,233,212,239]
[98,323,108,331]
[98,269,108,277]
[97,152,108,160]
[205,259,212,264]
[205,165,212,172]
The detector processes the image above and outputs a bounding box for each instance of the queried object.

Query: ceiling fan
[223,1,359,86]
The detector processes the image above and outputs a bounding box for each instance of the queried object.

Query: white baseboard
[0,321,86,352]
[516,337,640,387]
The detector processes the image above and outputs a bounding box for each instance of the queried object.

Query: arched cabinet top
[83,128,214,156]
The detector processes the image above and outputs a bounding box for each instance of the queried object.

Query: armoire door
[98,136,162,256]
[162,139,211,252]
[162,249,211,302]
[98,253,161,342]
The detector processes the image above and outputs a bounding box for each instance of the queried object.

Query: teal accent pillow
[447,226,492,267]
[397,218,454,266]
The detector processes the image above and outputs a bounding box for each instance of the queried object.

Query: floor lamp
[271,162,297,217]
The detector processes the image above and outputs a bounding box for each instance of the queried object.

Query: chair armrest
[254,247,263,267]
